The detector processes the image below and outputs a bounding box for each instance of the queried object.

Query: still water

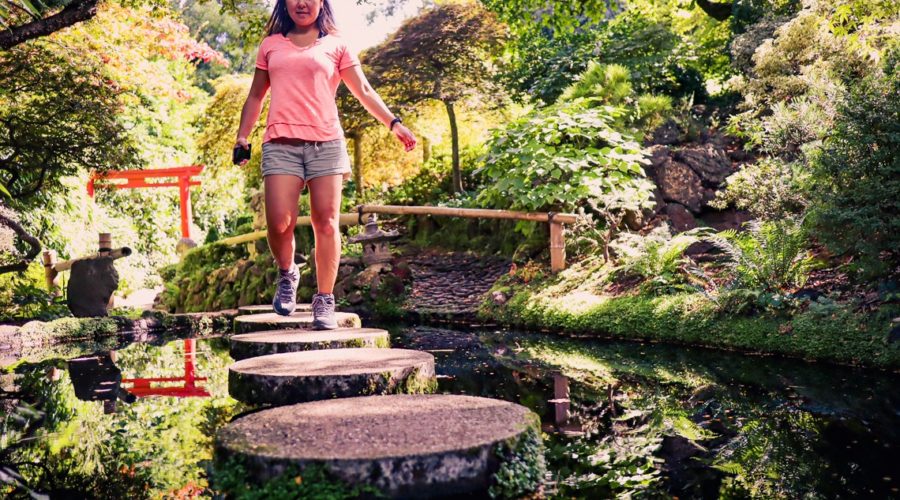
[1,326,898,498]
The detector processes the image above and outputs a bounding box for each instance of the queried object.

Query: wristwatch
[389,116,402,131]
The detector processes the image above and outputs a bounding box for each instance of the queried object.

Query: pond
[1,326,898,498]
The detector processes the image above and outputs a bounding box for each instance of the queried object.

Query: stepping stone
[214,394,544,498]
[237,304,311,315]
[229,328,391,360]
[228,348,435,405]
[233,311,361,333]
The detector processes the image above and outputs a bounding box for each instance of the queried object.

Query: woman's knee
[310,214,338,237]
[267,212,295,236]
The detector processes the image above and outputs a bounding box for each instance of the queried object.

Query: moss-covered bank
[479,274,900,370]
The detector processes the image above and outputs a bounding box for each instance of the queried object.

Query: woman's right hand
[234,137,250,166]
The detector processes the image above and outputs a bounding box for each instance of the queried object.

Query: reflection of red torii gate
[87,166,204,240]
[122,339,209,398]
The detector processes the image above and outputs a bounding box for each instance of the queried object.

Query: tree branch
[0,209,41,275]
[0,0,99,50]
[695,0,733,21]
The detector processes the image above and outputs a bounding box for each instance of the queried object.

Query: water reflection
[68,351,136,414]
[1,327,898,498]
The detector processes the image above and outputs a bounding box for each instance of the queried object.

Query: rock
[644,145,671,179]
[67,257,119,318]
[665,203,697,232]
[701,209,752,232]
[656,161,704,213]
[622,209,644,231]
[661,435,707,463]
[888,325,900,344]
[347,290,364,305]
[651,120,683,145]
[337,264,356,280]
[228,348,436,405]
[491,291,508,305]
[353,264,388,288]
[229,328,391,360]
[233,311,361,334]
[674,144,733,186]
[214,395,543,498]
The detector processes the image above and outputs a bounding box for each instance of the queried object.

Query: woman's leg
[306,174,343,293]
[264,174,305,270]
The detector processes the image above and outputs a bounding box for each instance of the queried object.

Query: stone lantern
[348,214,400,266]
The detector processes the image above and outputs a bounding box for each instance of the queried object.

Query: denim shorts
[261,138,352,182]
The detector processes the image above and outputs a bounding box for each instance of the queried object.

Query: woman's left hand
[393,124,417,152]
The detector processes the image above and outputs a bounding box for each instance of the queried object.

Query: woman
[234,0,416,329]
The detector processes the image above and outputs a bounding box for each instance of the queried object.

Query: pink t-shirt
[255,33,361,142]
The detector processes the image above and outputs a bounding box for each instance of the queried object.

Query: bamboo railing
[219,205,579,271]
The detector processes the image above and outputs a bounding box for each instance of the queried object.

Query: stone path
[228,348,436,405]
[233,310,361,333]
[215,394,540,497]
[230,328,390,360]
[237,304,310,314]
[404,252,509,317]
[217,304,543,496]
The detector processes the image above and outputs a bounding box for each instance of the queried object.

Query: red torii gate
[121,339,209,398]
[87,166,204,240]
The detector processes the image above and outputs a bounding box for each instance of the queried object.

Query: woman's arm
[340,65,416,152]
[234,69,271,155]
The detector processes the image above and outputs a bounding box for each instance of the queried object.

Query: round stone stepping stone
[233,311,361,333]
[229,328,390,360]
[237,304,311,315]
[228,348,435,405]
[215,394,543,497]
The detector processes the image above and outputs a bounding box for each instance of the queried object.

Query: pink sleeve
[255,37,272,70]
[338,40,361,71]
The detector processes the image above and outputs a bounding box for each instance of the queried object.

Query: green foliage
[611,226,710,295]
[480,278,899,367]
[210,456,383,499]
[806,52,900,277]
[710,219,815,293]
[488,424,546,499]
[711,158,808,220]
[0,42,140,208]
[0,261,68,321]
[478,63,660,234]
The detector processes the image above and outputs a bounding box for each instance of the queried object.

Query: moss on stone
[488,414,546,499]
[478,272,900,369]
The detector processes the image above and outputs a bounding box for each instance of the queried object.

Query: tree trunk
[443,100,462,193]
[0,209,41,275]
[0,0,99,50]
[348,132,364,198]
[422,136,431,164]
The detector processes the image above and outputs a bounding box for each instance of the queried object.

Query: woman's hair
[265,0,338,37]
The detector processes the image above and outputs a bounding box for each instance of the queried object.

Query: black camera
[232,144,252,165]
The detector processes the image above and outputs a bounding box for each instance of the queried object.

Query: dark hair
[265,0,339,37]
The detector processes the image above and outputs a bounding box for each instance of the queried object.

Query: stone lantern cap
[348,215,400,245]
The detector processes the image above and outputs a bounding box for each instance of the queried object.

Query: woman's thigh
[306,174,343,223]
[264,174,305,230]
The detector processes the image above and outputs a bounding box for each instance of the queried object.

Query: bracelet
[389,117,402,131]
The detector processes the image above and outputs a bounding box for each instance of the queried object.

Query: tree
[365,1,509,193]
[0,0,98,49]
[0,42,139,206]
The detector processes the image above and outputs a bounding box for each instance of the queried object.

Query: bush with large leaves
[477,63,666,237]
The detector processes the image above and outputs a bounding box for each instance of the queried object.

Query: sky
[330,0,430,50]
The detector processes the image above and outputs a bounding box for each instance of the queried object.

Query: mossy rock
[214,395,544,498]
[233,311,361,334]
[229,328,390,360]
[228,348,436,405]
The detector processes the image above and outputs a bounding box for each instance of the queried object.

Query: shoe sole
[312,320,338,330]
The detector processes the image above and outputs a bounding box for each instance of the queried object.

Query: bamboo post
[549,219,565,273]
[98,233,112,256]
[99,233,114,308]
[43,250,58,295]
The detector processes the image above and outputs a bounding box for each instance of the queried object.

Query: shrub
[711,158,808,220]
[709,219,815,292]
[611,226,710,295]
[806,51,899,278]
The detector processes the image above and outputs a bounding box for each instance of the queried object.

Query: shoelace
[312,295,333,316]
[276,271,296,303]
